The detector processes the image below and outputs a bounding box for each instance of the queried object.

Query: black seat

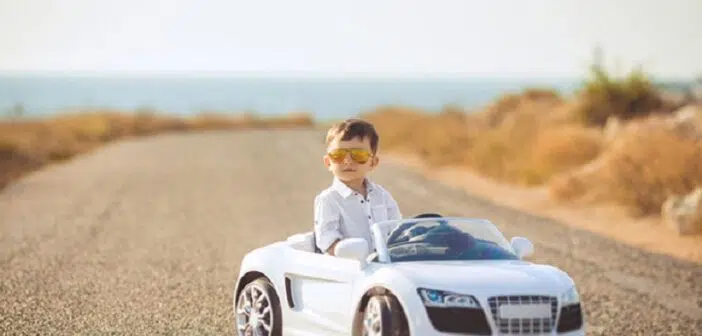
[413,213,443,219]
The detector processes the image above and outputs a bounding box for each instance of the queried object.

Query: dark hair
[325,118,379,154]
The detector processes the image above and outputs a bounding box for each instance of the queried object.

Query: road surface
[1,130,700,335]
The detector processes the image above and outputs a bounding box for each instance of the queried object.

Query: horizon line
[0,70,697,82]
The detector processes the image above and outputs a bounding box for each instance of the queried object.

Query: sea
[0,75,595,121]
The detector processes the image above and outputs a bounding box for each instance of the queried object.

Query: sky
[0,0,700,79]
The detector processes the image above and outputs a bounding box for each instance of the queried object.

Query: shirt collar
[332,177,375,198]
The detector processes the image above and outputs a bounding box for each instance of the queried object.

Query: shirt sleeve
[385,192,403,220]
[314,194,343,253]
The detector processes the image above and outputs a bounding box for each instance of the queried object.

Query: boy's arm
[314,194,343,255]
[386,192,403,220]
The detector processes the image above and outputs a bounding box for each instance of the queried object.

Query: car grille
[487,295,558,334]
[425,307,492,335]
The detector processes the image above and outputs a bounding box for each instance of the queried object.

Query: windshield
[382,218,519,262]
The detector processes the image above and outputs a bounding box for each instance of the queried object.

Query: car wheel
[363,295,404,336]
[234,277,282,336]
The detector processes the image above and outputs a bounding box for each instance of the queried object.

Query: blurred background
[1,0,701,240]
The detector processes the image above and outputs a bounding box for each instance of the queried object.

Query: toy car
[233,213,585,336]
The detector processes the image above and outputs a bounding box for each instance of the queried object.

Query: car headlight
[560,286,580,305]
[417,288,480,308]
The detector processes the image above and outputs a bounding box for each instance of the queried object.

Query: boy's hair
[325,118,379,154]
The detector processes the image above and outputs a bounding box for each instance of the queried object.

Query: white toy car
[233,214,585,336]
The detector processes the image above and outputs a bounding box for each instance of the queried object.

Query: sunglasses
[327,148,373,164]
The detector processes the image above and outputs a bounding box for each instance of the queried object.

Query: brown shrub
[549,119,702,216]
[363,99,594,186]
[362,106,482,166]
[465,115,537,183]
[600,126,702,216]
[465,127,523,182]
[528,124,604,183]
[258,112,315,128]
[0,135,43,189]
[483,88,564,127]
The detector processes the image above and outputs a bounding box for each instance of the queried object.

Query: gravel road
[1,129,700,335]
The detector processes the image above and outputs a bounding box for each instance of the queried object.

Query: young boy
[314,118,403,256]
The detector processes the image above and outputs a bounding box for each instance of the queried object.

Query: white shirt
[314,177,402,253]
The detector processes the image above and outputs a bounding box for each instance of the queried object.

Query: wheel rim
[235,283,274,336]
[362,297,383,336]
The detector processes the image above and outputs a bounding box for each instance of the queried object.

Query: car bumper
[409,324,586,336]
[404,295,586,336]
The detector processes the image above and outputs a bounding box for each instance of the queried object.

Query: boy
[314,118,403,255]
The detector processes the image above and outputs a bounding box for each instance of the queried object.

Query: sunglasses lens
[328,149,347,163]
[327,148,372,164]
[350,149,371,163]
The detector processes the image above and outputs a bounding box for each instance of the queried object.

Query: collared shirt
[314,177,402,253]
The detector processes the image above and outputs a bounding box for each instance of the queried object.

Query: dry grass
[603,127,702,216]
[527,124,604,184]
[362,105,484,166]
[363,79,700,219]
[0,110,314,189]
[364,88,602,186]
[549,120,702,216]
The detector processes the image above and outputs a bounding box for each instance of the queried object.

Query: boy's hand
[326,239,340,256]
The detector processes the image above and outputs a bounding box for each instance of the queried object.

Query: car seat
[413,213,443,219]
[312,232,322,254]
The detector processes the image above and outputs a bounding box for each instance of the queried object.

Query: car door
[282,250,363,335]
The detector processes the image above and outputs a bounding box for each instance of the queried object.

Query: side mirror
[510,237,534,259]
[334,238,369,261]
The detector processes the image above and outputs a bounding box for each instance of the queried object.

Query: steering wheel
[410,224,477,256]
[386,213,446,246]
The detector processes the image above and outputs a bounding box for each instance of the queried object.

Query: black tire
[362,295,410,336]
[234,277,283,336]
[387,295,410,336]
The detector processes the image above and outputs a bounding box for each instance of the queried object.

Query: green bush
[574,59,666,126]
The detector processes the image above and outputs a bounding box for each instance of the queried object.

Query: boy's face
[324,135,378,182]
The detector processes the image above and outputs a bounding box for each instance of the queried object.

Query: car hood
[390,260,572,295]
